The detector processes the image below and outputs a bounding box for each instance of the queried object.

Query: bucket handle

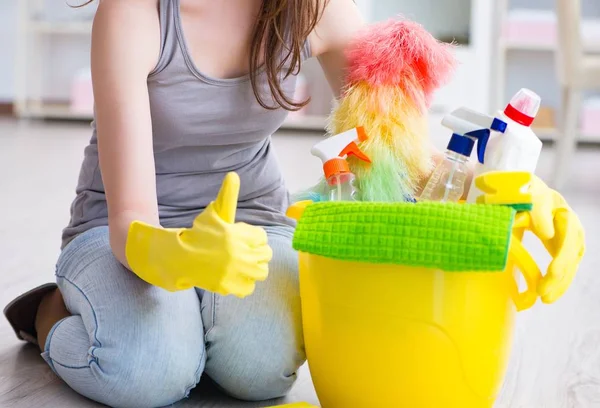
[286,200,313,221]
[509,213,543,311]
[508,233,543,311]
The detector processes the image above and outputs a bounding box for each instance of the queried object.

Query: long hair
[250,0,326,110]
[76,0,327,111]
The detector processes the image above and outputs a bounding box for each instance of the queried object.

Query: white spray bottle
[466,88,543,203]
[311,127,371,201]
[420,114,505,202]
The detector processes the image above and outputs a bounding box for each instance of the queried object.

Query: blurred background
[1,1,600,407]
[2,0,600,143]
[1,0,600,142]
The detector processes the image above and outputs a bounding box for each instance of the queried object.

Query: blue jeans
[41,226,305,408]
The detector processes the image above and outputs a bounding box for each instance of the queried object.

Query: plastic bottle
[311,127,371,201]
[327,172,360,201]
[466,88,543,203]
[419,134,475,203]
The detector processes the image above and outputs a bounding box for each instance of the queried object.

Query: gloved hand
[125,172,273,297]
[513,175,585,304]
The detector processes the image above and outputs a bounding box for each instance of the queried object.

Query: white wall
[0,1,17,101]
[372,0,471,44]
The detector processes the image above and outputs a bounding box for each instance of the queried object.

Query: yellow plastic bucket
[289,201,540,408]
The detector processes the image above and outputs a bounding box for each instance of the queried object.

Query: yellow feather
[327,82,433,199]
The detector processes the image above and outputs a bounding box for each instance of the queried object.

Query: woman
[4,0,364,406]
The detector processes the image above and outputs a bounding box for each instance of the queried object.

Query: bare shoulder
[96,0,159,21]
[93,0,161,73]
[97,0,158,12]
[309,0,365,57]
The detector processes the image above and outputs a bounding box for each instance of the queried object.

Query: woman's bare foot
[35,289,70,351]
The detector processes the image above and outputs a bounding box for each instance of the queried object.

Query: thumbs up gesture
[126,172,273,297]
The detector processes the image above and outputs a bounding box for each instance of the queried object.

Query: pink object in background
[502,9,557,46]
[580,97,600,137]
[288,73,309,118]
[70,68,94,115]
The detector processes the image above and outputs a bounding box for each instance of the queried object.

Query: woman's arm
[308,0,365,97]
[91,0,161,267]
[310,2,473,198]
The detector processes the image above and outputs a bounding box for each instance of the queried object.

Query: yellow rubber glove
[514,176,586,304]
[125,172,273,297]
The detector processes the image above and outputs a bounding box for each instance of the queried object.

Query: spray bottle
[466,88,543,203]
[311,127,371,201]
[419,114,506,203]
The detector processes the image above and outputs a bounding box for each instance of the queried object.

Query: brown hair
[251,0,326,111]
[76,0,327,111]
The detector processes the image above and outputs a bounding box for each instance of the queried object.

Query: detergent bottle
[466,88,543,203]
[311,127,371,201]
[420,114,504,203]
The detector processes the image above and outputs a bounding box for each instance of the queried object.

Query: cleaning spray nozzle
[465,129,490,164]
[442,108,508,164]
[311,127,371,179]
[491,118,508,133]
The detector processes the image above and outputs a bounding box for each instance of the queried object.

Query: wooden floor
[1,118,599,407]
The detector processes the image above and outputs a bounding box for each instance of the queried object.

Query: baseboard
[0,103,14,116]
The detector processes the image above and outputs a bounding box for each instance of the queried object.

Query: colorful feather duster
[297,18,457,203]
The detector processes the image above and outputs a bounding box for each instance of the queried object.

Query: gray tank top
[61,0,310,248]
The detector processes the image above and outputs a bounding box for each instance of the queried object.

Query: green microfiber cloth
[293,201,515,272]
[504,203,533,212]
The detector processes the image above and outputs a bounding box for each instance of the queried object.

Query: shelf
[532,127,600,143]
[17,103,330,132]
[578,131,600,143]
[532,127,558,138]
[27,21,92,35]
[499,40,555,52]
[19,103,93,120]
[500,40,600,53]
[281,115,327,131]
[16,104,600,144]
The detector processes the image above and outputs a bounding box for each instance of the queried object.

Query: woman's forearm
[92,1,162,270]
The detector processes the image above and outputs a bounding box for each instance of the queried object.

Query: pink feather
[345,18,457,108]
